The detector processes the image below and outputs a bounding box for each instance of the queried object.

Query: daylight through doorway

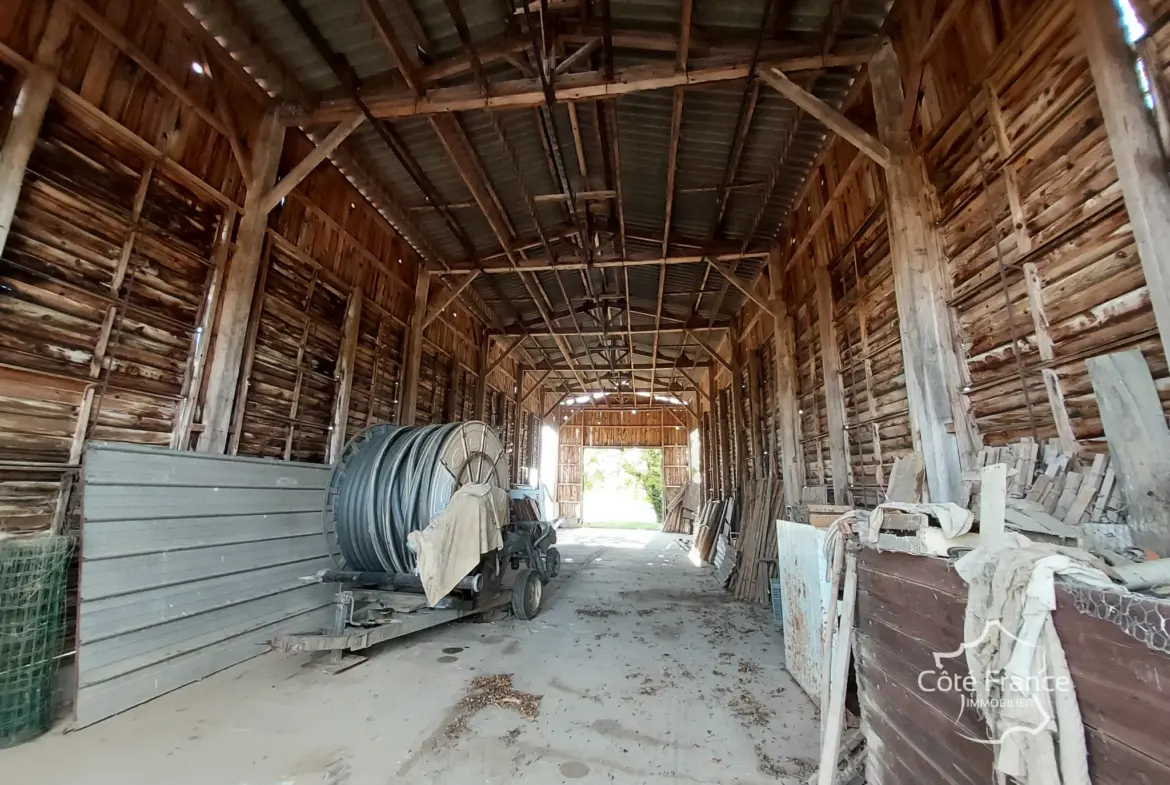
[581,447,664,529]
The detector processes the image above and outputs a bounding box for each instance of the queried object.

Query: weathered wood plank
[1086,350,1170,554]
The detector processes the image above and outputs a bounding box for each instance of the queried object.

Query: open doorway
[581,447,663,529]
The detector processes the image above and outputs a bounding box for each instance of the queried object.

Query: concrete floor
[2,529,820,785]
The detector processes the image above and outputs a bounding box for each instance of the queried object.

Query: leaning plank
[885,452,925,503]
[979,463,1007,544]
[816,553,858,785]
[1086,351,1170,554]
[1064,454,1107,525]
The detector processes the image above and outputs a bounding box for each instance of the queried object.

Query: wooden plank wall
[711,0,1170,509]
[857,548,1170,784]
[915,0,1166,452]
[0,0,536,535]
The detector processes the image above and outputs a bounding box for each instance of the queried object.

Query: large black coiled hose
[325,422,508,574]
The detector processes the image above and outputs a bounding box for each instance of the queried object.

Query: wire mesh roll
[325,422,509,573]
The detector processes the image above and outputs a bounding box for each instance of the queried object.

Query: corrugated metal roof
[221,0,892,391]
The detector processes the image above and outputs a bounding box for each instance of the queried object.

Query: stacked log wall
[0,0,533,535]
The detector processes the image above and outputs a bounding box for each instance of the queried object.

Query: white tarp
[407,483,506,605]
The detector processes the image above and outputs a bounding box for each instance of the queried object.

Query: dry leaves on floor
[445,674,542,739]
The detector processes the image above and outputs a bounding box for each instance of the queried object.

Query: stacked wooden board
[730,477,785,603]
[967,438,1125,527]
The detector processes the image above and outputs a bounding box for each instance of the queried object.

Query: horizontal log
[289,47,879,125]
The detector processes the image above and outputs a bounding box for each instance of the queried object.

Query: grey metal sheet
[75,443,334,728]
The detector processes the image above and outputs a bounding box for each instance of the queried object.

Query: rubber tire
[511,568,543,620]
[544,546,561,579]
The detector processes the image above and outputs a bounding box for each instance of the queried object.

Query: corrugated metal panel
[775,519,831,702]
[75,443,334,728]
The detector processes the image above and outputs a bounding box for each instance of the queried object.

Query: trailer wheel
[544,546,561,579]
[511,568,543,620]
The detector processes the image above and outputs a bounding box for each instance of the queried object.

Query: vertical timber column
[200,110,286,452]
[474,333,490,420]
[0,0,73,257]
[1078,0,1170,364]
[729,330,748,489]
[399,268,431,426]
[769,251,806,506]
[327,288,362,461]
[871,42,971,503]
[813,261,849,503]
[446,359,463,421]
[512,363,526,485]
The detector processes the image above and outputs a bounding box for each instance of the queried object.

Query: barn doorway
[580,447,664,528]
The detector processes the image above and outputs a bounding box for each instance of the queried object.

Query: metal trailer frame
[271,583,512,674]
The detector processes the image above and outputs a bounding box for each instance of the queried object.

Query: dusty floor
[2,529,820,785]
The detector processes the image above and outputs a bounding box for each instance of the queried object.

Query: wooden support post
[746,350,765,480]
[1078,0,1170,364]
[512,363,526,485]
[475,333,490,420]
[447,360,463,422]
[399,269,431,426]
[0,0,73,257]
[328,288,363,461]
[769,251,806,505]
[200,110,286,452]
[871,41,973,504]
[813,261,849,504]
[729,331,748,490]
[1087,351,1170,555]
[172,208,237,448]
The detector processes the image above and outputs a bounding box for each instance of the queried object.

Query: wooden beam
[813,261,850,503]
[496,323,729,337]
[706,257,779,316]
[870,41,972,503]
[0,0,72,257]
[442,248,764,274]
[361,0,423,94]
[984,82,1078,456]
[173,209,238,449]
[423,271,481,327]
[1087,351,1170,554]
[475,332,491,419]
[521,370,552,404]
[760,67,891,169]
[687,330,732,373]
[512,363,526,484]
[400,270,431,426]
[555,38,602,75]
[200,110,286,452]
[328,288,362,461]
[260,116,365,214]
[484,336,526,377]
[769,251,805,504]
[729,332,748,489]
[293,48,880,124]
[1078,0,1170,364]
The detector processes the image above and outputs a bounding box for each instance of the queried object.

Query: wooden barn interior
[1,0,1170,782]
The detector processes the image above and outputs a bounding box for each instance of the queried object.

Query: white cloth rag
[407,483,506,606]
[954,534,1116,785]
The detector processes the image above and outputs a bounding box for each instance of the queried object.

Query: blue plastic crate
[769,578,784,626]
